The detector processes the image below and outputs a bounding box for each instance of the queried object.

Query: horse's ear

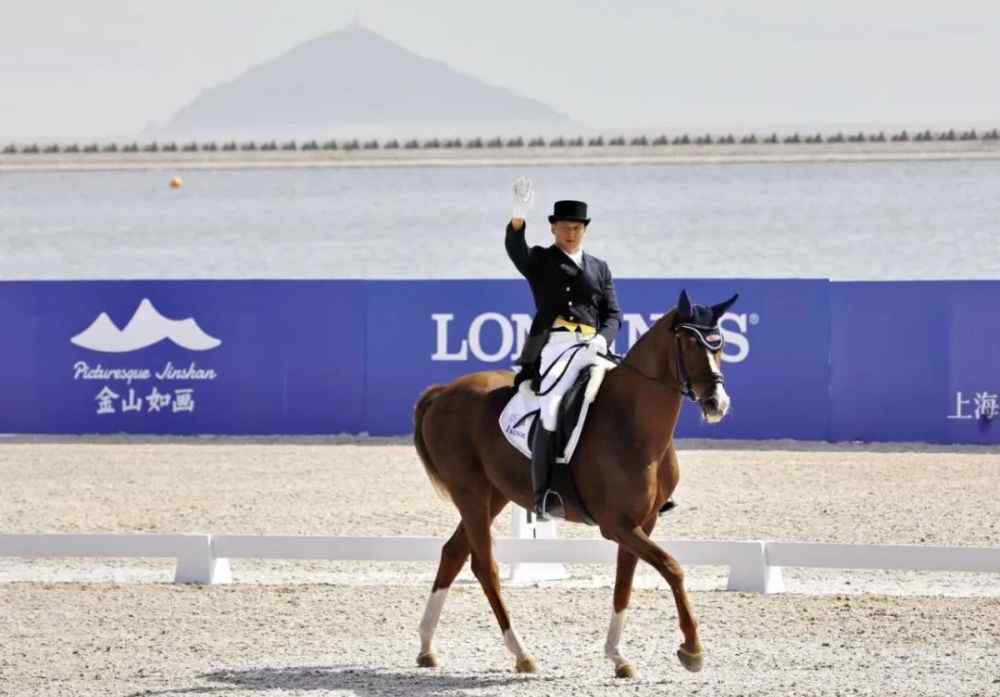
[677,289,692,319]
[711,293,739,323]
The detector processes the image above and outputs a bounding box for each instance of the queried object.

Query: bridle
[673,323,725,403]
[620,316,727,402]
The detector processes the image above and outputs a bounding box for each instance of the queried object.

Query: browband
[676,323,724,351]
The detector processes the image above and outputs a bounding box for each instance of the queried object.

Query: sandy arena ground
[1,436,999,696]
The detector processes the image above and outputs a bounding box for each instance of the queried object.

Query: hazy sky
[3,0,1000,138]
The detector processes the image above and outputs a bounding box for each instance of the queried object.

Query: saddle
[499,354,619,525]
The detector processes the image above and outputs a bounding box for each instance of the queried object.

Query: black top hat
[548,200,590,225]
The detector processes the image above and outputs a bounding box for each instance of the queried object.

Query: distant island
[5,24,1000,173]
[159,24,578,139]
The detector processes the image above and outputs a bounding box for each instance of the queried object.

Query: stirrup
[533,491,551,521]
[534,489,564,521]
[530,425,556,521]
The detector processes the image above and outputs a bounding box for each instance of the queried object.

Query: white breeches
[537,333,599,431]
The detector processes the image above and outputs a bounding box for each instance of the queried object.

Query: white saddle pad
[499,356,616,464]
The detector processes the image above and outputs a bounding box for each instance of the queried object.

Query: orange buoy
[169,176,183,189]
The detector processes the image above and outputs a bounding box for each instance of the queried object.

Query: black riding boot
[530,425,557,521]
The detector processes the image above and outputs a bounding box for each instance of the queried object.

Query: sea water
[2,159,998,280]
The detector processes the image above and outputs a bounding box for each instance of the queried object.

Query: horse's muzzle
[700,385,731,424]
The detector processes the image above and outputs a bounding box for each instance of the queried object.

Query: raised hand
[511,176,535,221]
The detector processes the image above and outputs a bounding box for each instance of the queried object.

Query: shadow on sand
[125,664,551,697]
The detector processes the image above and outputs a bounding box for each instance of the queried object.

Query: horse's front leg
[615,525,703,673]
[606,514,657,678]
[607,544,639,678]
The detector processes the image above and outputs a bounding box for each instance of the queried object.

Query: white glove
[588,334,608,356]
[511,176,534,220]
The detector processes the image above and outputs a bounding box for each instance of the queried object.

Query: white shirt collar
[566,249,584,267]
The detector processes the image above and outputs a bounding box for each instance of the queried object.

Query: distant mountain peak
[162,27,577,139]
[312,22,385,44]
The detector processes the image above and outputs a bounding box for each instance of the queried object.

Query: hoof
[676,646,704,673]
[515,657,537,674]
[416,652,439,668]
[614,662,636,679]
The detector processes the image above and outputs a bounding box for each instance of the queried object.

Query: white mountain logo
[71,298,222,353]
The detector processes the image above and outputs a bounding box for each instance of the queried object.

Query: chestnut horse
[413,290,736,678]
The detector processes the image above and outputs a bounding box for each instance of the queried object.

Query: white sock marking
[419,588,449,655]
[604,610,628,667]
[503,628,529,662]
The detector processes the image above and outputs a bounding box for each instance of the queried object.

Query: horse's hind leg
[417,490,509,668]
[417,523,469,667]
[457,490,536,673]
[615,526,703,673]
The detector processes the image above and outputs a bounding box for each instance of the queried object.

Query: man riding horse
[411,176,737,677]
[505,177,621,519]
[414,227,738,675]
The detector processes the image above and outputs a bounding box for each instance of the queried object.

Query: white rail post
[507,506,568,583]
[173,534,231,585]
[725,540,784,594]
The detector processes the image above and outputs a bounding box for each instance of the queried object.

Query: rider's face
[551,220,587,254]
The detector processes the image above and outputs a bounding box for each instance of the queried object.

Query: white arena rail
[0,533,229,584]
[767,542,1000,573]
[3,516,999,593]
[211,534,772,591]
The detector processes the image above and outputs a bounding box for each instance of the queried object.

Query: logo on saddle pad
[432,312,752,363]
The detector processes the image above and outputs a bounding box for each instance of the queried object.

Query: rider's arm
[598,264,623,346]
[505,219,539,278]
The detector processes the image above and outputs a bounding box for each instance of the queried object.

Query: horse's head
[670,289,738,424]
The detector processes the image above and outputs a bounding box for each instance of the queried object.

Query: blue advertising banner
[831,282,1000,444]
[1,279,995,443]
[364,280,533,435]
[0,281,366,434]
[365,278,831,439]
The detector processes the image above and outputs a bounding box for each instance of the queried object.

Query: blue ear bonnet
[673,290,739,351]
[683,303,716,329]
[676,311,724,351]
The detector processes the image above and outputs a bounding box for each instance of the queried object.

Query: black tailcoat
[505,221,622,367]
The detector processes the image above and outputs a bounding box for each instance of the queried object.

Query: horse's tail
[414,384,451,502]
